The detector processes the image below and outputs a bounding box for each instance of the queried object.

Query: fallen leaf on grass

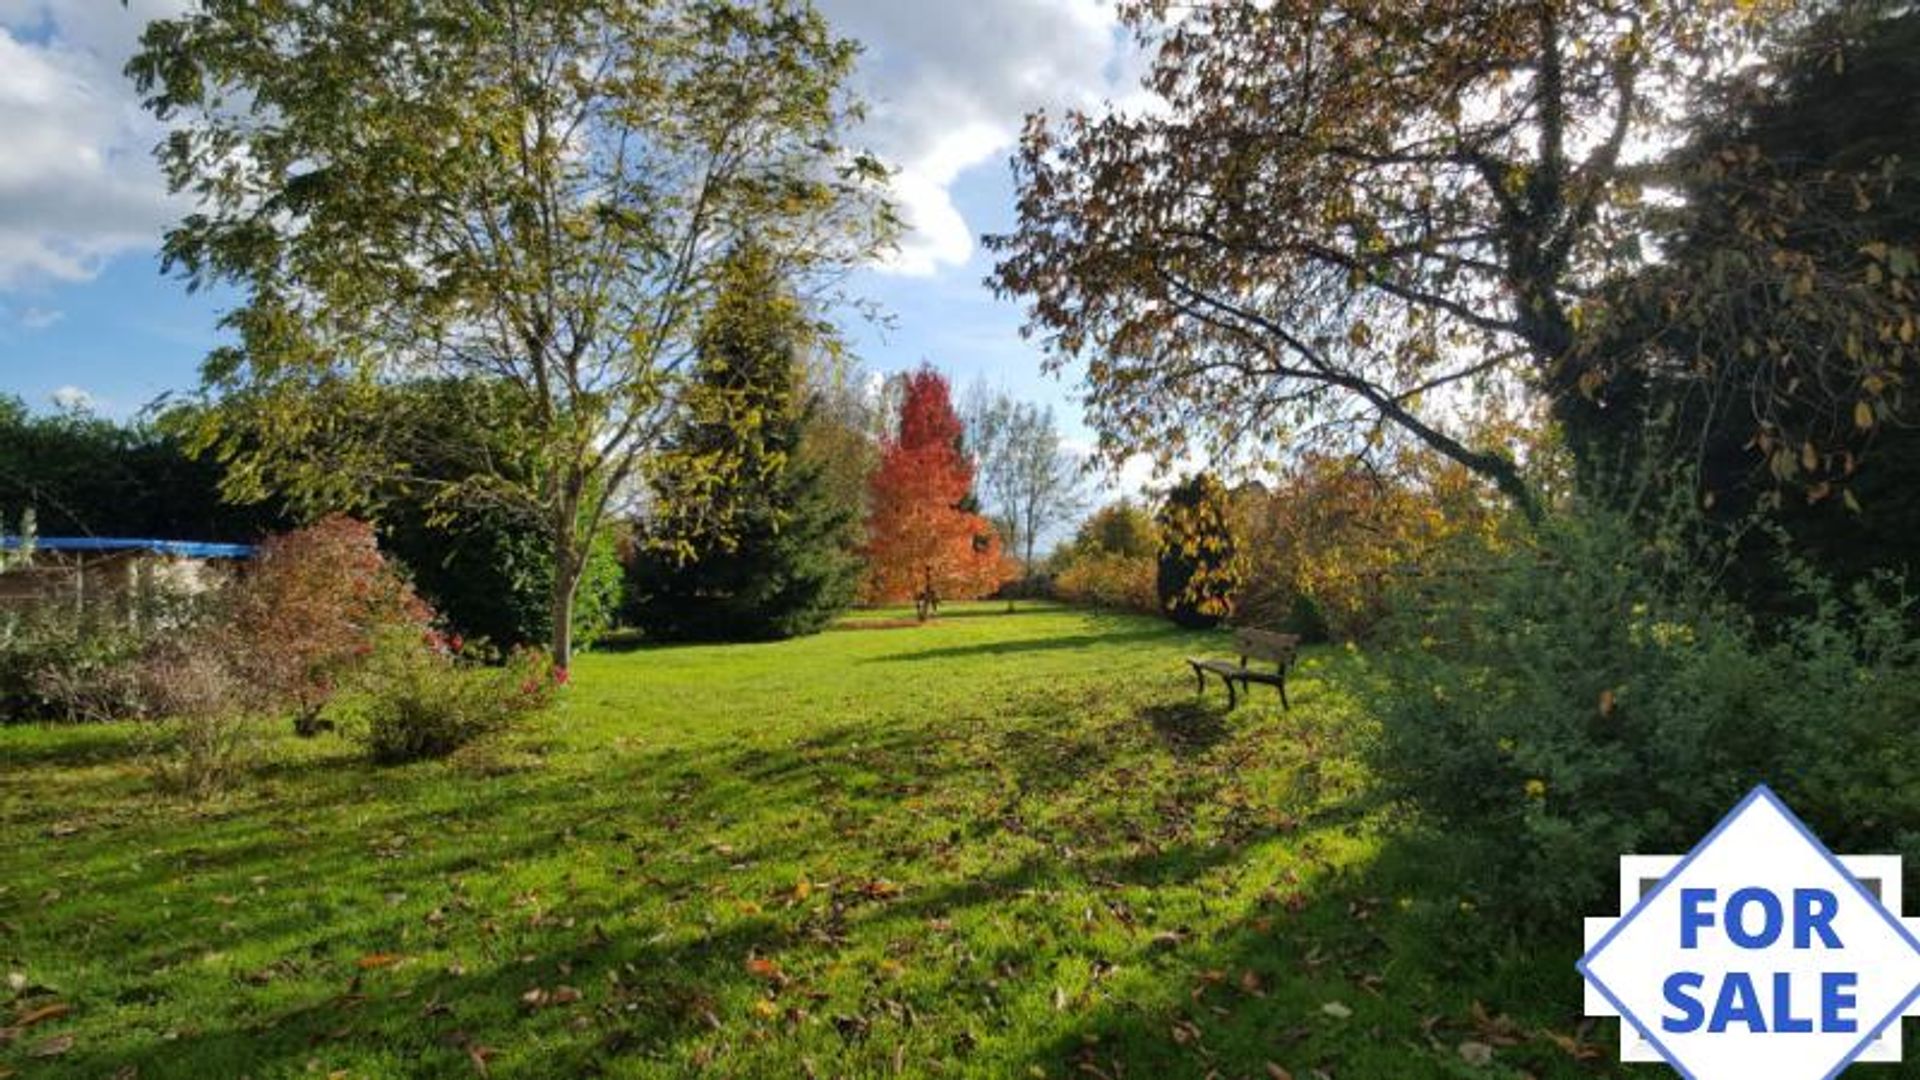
[12,1002,70,1028]
[1542,1028,1605,1061]
[1265,1065,1293,1080]
[745,957,784,981]
[355,953,401,970]
[1458,1040,1494,1067]
[28,1033,74,1057]
[1320,1001,1352,1020]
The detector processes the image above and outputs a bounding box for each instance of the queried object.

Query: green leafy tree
[988,1,1795,519]
[131,0,896,666]
[1156,473,1241,629]
[1061,499,1159,564]
[627,243,862,640]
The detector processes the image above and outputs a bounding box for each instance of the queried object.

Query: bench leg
[1191,663,1206,695]
[1278,673,1289,711]
[1226,675,1238,709]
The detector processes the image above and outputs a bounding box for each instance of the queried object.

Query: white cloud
[49,383,94,410]
[0,1,187,289]
[817,0,1129,277]
[0,1,1133,288]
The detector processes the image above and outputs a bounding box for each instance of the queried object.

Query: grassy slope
[0,604,1616,1079]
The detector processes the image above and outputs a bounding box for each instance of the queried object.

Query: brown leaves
[354,953,402,970]
[744,956,787,985]
[519,985,582,1011]
[12,1002,71,1028]
[26,1033,75,1058]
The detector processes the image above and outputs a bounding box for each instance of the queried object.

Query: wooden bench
[1186,627,1300,709]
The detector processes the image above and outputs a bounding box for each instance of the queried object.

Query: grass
[0,603,1618,1078]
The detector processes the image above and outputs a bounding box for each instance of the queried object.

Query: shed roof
[0,537,256,559]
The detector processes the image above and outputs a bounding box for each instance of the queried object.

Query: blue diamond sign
[1580,786,1920,1079]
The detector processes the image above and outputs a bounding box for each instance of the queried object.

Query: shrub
[1234,450,1510,642]
[1155,473,1241,628]
[0,575,207,723]
[1366,502,1920,928]
[221,515,435,729]
[1052,553,1158,613]
[1,610,152,723]
[138,646,259,798]
[345,636,562,764]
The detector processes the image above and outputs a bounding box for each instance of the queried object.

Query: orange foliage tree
[862,368,1008,618]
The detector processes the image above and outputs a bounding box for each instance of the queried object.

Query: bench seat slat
[1183,628,1301,710]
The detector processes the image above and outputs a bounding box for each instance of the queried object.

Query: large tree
[963,388,1086,575]
[1582,3,1920,604]
[627,243,863,640]
[863,368,1005,620]
[988,0,1791,519]
[131,0,895,665]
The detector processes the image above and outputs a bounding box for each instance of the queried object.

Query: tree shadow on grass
[1015,826,1623,1080]
[8,654,1454,1080]
[0,724,153,770]
[1139,700,1231,758]
[862,627,1177,663]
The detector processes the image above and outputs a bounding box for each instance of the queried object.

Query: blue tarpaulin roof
[0,537,256,559]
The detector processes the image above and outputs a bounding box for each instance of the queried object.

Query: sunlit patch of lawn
[1,603,1616,1078]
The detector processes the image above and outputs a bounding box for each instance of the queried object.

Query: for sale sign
[1580,786,1920,1079]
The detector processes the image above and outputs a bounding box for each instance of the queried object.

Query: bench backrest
[1234,627,1300,666]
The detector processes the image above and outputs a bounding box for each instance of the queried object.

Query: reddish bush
[221,515,435,727]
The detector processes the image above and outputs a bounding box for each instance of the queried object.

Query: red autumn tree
[863,367,1007,619]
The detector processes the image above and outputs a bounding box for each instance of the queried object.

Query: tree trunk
[549,510,583,669]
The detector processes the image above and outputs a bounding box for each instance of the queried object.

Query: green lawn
[1,604,1617,1078]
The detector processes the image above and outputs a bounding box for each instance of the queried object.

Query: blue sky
[0,0,1146,492]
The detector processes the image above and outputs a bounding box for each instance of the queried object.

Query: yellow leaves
[1854,400,1876,431]
[1598,688,1615,718]
[355,953,401,970]
[1524,779,1547,800]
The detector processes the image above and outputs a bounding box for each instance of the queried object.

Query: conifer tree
[628,245,862,641]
